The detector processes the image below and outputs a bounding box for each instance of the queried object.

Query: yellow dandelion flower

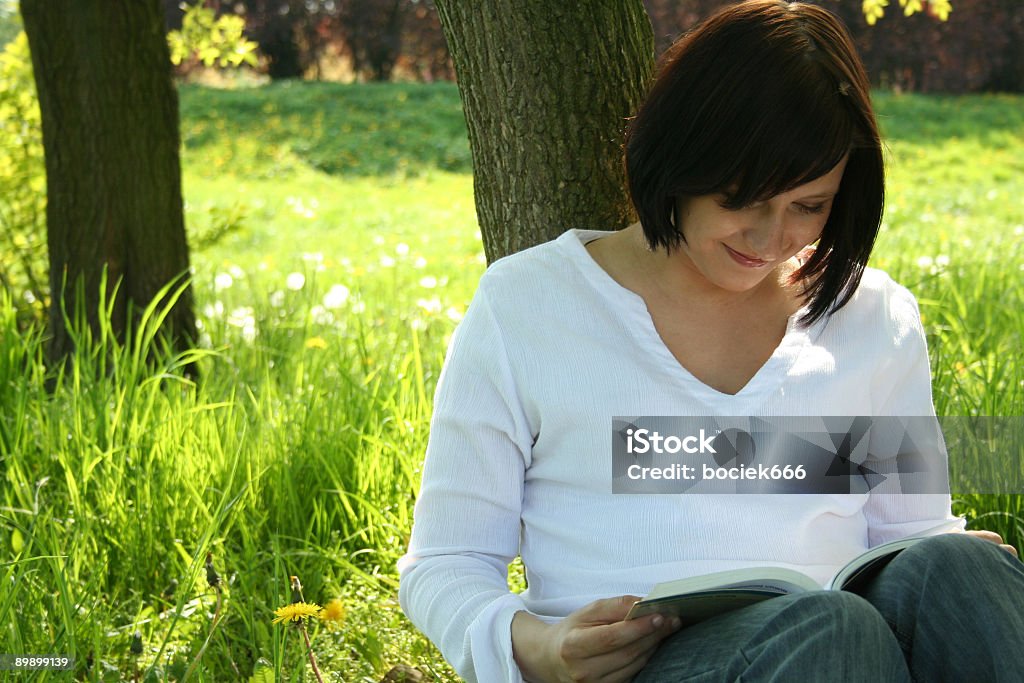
[320,599,346,624]
[272,602,322,625]
[304,336,328,350]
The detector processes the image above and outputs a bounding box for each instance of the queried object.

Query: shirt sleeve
[862,280,966,547]
[398,281,536,683]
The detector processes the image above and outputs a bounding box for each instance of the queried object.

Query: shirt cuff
[464,592,532,683]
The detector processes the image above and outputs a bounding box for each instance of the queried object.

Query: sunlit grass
[0,84,1021,681]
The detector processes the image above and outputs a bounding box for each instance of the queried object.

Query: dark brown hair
[625,0,884,325]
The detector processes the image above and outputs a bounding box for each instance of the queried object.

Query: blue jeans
[633,533,1024,682]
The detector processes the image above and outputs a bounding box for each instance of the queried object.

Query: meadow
[1,81,1022,681]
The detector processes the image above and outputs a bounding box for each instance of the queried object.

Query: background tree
[167,1,259,77]
[437,0,969,263]
[434,0,654,263]
[20,0,196,362]
[227,0,322,79]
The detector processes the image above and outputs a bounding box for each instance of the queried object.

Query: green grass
[178,81,472,178]
[1,82,1023,681]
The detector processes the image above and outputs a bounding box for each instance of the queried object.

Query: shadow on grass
[179,80,472,179]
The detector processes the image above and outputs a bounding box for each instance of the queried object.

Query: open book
[626,522,961,626]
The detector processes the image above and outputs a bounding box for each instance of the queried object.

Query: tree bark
[20,0,197,364]
[434,1,654,263]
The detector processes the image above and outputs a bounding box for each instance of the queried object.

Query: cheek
[793,218,827,245]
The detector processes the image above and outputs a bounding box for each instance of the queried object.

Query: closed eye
[796,203,826,215]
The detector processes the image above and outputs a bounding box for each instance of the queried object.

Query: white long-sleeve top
[398,229,963,682]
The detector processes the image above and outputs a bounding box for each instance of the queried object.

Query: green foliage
[178,81,472,178]
[0,269,457,680]
[167,2,259,71]
[0,31,47,328]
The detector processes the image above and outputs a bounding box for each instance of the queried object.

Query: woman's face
[673,156,848,294]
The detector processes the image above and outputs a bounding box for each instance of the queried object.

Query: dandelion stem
[182,588,224,682]
[300,623,325,683]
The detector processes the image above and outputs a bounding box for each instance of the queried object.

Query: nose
[743,207,785,259]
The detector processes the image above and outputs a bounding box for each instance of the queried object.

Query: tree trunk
[435,0,654,263]
[20,0,197,364]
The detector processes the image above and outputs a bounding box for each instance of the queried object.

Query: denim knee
[896,531,1010,580]
[855,531,1024,682]
[777,590,889,636]
[742,592,909,681]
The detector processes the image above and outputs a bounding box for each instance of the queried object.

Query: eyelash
[718,200,827,215]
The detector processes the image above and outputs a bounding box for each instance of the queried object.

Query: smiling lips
[724,244,769,268]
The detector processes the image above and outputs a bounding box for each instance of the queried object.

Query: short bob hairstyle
[625,0,884,326]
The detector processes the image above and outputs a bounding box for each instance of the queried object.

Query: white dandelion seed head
[416,297,442,314]
[227,306,255,327]
[214,273,233,291]
[227,307,258,343]
[203,301,225,319]
[323,284,350,309]
[310,305,334,326]
[286,272,306,291]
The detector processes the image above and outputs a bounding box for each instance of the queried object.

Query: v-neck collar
[558,228,826,405]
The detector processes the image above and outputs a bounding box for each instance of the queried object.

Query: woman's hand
[963,529,1019,558]
[512,595,682,683]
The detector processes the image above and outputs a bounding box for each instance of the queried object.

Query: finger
[1000,544,1019,558]
[600,646,658,683]
[964,529,1004,545]
[574,595,644,626]
[569,621,678,683]
[562,612,672,659]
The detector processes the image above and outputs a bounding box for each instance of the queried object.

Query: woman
[398,2,1024,681]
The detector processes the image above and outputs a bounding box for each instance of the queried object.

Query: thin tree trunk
[20,0,197,364]
[435,0,654,263]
